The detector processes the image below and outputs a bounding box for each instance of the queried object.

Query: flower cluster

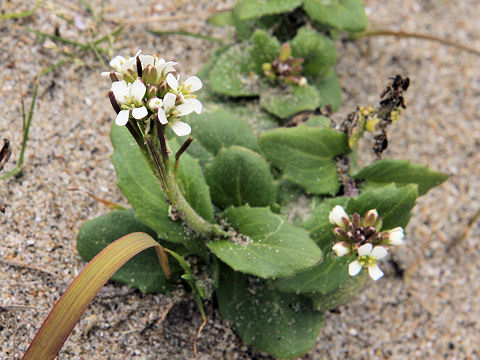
[102,50,202,136]
[262,43,307,86]
[329,205,404,281]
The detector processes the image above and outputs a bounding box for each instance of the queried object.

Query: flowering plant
[52,50,445,359]
[22,44,447,358]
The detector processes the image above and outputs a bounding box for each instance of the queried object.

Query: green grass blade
[22,232,164,360]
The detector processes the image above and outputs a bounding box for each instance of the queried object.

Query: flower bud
[385,227,404,246]
[363,209,379,227]
[332,242,351,257]
[329,205,349,229]
[122,68,137,83]
[146,84,158,99]
[333,227,348,240]
[142,65,159,85]
[279,43,292,62]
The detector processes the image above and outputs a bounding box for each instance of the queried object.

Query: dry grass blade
[22,232,166,360]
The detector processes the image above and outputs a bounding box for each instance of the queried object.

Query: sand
[1,0,479,359]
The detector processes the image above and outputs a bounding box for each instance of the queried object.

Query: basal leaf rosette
[209,27,340,118]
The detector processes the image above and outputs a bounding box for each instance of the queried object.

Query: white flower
[111,79,148,126]
[177,93,203,116]
[348,243,388,281]
[157,92,191,136]
[105,50,141,82]
[386,227,404,246]
[147,97,162,111]
[332,242,351,257]
[329,205,349,229]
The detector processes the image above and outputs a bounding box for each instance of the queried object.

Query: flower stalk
[104,50,229,239]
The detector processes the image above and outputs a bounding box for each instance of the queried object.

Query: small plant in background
[23,48,448,359]
[204,0,368,121]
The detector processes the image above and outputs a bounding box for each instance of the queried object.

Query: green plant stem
[0,57,75,180]
[163,172,228,238]
[149,29,224,43]
[0,1,42,20]
[350,29,480,57]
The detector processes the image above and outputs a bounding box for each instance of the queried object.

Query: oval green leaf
[205,146,277,209]
[259,127,350,194]
[208,205,322,278]
[217,268,324,359]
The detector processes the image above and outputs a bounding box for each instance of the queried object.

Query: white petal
[115,109,130,126]
[171,121,191,136]
[110,55,126,71]
[388,227,404,246]
[111,80,129,104]
[157,108,168,124]
[101,71,111,77]
[329,205,349,228]
[368,264,384,281]
[139,55,155,68]
[163,92,177,111]
[132,106,148,119]
[371,246,388,260]
[166,73,178,91]
[357,243,373,256]
[130,80,146,101]
[183,76,202,92]
[176,102,194,116]
[348,261,362,277]
[332,242,350,257]
[121,58,136,72]
[134,49,142,58]
[189,98,203,114]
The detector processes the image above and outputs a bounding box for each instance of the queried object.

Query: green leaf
[354,159,448,196]
[274,253,354,294]
[216,100,280,134]
[290,27,337,77]
[208,205,322,278]
[259,127,350,194]
[217,268,324,359]
[251,29,281,72]
[311,70,342,111]
[169,139,214,222]
[77,210,176,293]
[205,146,277,208]
[347,184,418,230]
[110,125,187,243]
[304,196,349,249]
[234,0,303,20]
[208,10,234,27]
[304,115,331,128]
[187,107,261,155]
[310,270,367,311]
[303,0,368,32]
[260,83,321,119]
[209,43,263,96]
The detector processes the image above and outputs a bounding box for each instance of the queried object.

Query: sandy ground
[1,0,479,359]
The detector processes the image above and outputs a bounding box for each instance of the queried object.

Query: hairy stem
[163,172,228,238]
